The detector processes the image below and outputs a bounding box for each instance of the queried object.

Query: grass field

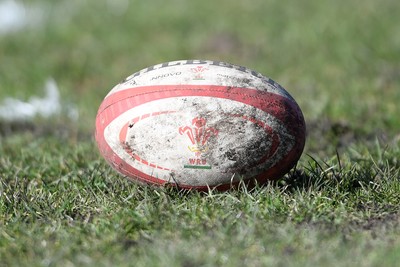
[1,0,400,266]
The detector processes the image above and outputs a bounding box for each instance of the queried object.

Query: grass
[1,0,400,266]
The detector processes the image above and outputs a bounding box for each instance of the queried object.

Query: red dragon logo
[190,66,208,80]
[179,117,218,155]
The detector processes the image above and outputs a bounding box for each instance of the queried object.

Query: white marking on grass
[0,78,78,121]
[0,0,44,35]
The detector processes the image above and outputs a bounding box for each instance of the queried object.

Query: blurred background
[1,0,399,155]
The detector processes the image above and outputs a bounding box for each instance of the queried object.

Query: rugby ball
[95,60,306,191]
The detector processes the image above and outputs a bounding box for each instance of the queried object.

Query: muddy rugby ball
[95,60,306,191]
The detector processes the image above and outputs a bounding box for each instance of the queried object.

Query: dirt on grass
[305,118,391,155]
